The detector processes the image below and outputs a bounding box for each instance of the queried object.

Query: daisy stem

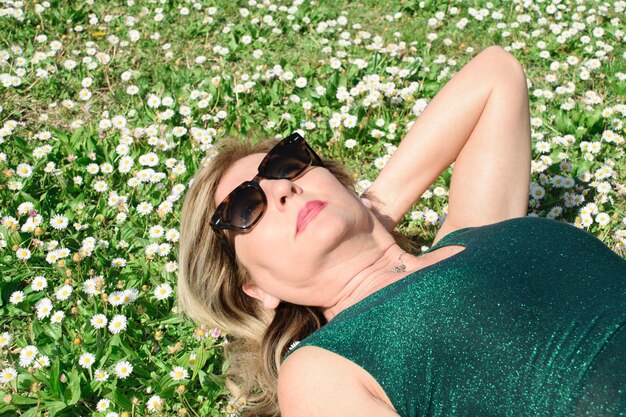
[180,393,200,417]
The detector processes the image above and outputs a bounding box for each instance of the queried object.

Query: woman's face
[214,152,378,308]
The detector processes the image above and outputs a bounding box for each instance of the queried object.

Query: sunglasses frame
[210,133,325,239]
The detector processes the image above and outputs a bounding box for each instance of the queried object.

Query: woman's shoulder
[280,345,353,385]
[278,346,398,416]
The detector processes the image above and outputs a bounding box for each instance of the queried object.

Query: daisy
[165,261,178,273]
[15,247,31,260]
[94,180,108,193]
[530,184,545,200]
[535,141,551,153]
[188,353,197,367]
[0,367,17,383]
[110,115,126,130]
[374,157,387,169]
[33,355,50,369]
[91,314,108,329]
[595,213,611,227]
[146,395,163,412]
[16,163,33,178]
[169,366,189,381]
[17,202,35,215]
[562,178,575,188]
[50,311,64,324]
[371,129,385,139]
[35,298,53,319]
[165,229,180,242]
[56,284,73,301]
[433,186,447,197]
[146,94,161,108]
[343,116,357,129]
[172,126,187,137]
[114,360,133,379]
[122,289,138,304]
[79,352,96,369]
[149,225,164,239]
[580,214,593,228]
[295,77,307,88]
[154,283,173,300]
[96,398,111,412]
[424,209,439,225]
[0,332,11,348]
[94,369,109,382]
[344,139,357,149]
[146,244,159,258]
[79,89,92,101]
[354,179,372,195]
[108,315,127,334]
[63,60,77,70]
[19,345,38,367]
[8,180,24,191]
[108,292,125,306]
[136,202,153,215]
[596,182,612,193]
[111,258,126,268]
[9,291,24,304]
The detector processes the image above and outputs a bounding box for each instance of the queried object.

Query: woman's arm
[278,347,400,417]
[362,46,531,244]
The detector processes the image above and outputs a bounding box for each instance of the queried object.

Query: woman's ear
[242,283,281,310]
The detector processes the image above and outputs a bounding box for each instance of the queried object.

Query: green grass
[0,0,625,416]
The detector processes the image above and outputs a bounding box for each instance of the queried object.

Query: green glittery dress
[283,217,626,417]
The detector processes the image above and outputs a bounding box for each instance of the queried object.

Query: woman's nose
[262,178,302,211]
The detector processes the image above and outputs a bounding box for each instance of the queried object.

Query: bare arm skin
[362,46,531,244]
[278,347,400,417]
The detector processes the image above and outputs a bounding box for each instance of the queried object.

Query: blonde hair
[177,136,416,416]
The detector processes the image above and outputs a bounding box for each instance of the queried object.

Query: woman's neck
[320,242,424,321]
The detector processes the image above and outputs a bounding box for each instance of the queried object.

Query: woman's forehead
[214,153,266,205]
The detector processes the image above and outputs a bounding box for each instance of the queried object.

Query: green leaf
[9,395,39,406]
[43,323,62,341]
[110,390,133,410]
[49,358,63,400]
[192,342,206,381]
[585,110,603,130]
[45,401,67,417]
[0,404,18,416]
[65,370,81,406]
[158,314,185,326]
[16,407,36,417]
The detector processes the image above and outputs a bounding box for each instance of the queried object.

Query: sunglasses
[210,133,325,238]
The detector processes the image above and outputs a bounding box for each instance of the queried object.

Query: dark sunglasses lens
[264,142,311,178]
[224,187,265,228]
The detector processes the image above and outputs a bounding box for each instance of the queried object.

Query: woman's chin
[302,215,370,254]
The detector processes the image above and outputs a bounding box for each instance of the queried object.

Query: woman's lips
[296,200,327,236]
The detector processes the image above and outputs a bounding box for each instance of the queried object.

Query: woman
[177,46,626,417]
